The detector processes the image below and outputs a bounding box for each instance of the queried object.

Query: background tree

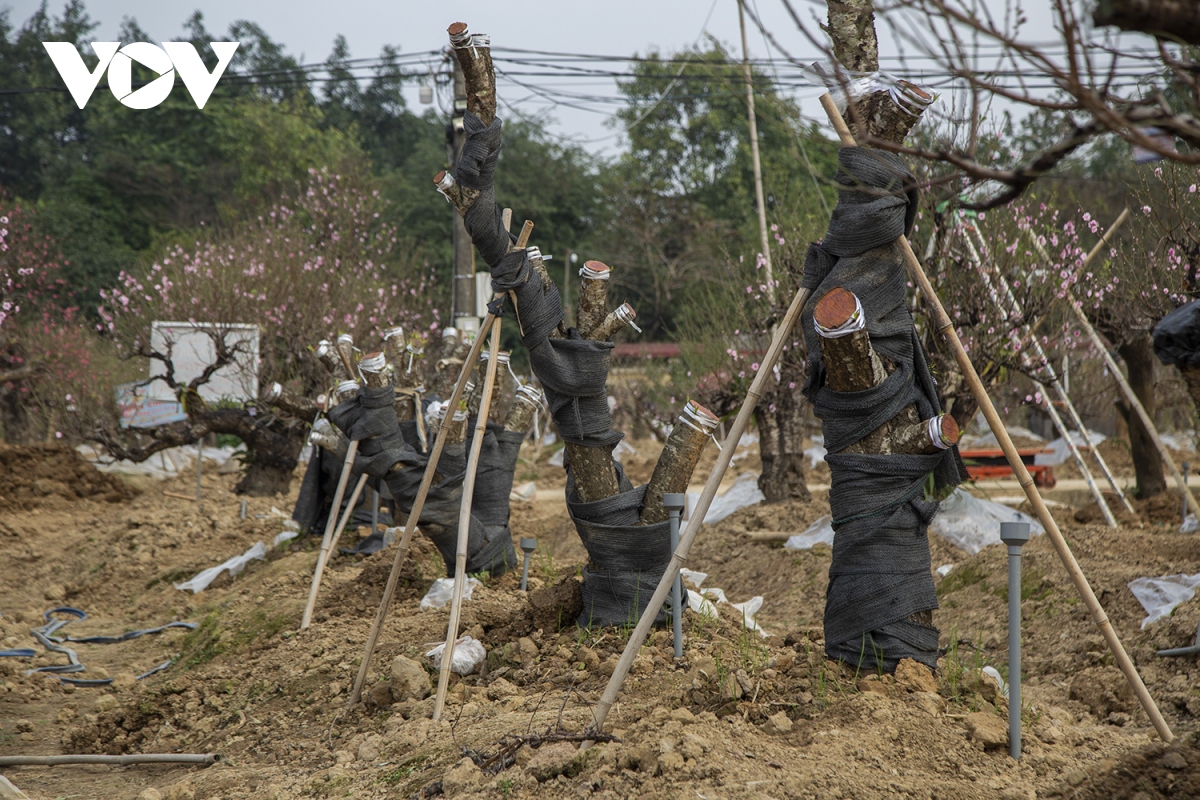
[95,169,439,495]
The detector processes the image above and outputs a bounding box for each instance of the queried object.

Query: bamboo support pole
[0,754,220,767]
[1028,211,1200,517]
[959,232,1119,527]
[301,438,358,630]
[818,95,1174,742]
[347,304,503,707]
[432,318,503,721]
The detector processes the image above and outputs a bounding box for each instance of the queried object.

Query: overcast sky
[5,0,1140,156]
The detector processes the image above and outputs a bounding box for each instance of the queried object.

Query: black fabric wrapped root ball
[326,386,518,577]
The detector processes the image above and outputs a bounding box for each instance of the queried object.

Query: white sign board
[148,322,260,403]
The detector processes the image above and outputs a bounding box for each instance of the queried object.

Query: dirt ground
[3,438,1200,800]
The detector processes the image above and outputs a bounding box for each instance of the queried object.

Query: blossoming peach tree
[95,169,442,495]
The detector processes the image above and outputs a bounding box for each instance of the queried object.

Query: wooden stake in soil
[301,436,358,631]
[1027,210,1200,517]
[817,97,1174,743]
[432,317,503,721]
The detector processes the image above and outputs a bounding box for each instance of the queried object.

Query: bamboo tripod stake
[1028,210,1200,517]
[301,438,359,629]
[818,94,1173,742]
[432,318,503,721]
[304,465,374,631]
[347,223,533,707]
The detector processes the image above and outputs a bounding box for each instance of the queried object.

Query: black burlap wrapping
[326,389,517,576]
[800,147,966,672]
[568,462,676,627]
[1153,299,1200,368]
[458,112,621,450]
[290,445,379,536]
[456,111,674,627]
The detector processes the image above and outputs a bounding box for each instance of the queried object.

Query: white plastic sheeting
[784,515,836,551]
[691,472,766,525]
[1034,430,1108,467]
[1128,574,1200,629]
[679,568,767,636]
[419,577,482,611]
[1183,514,1199,534]
[509,481,538,502]
[77,443,246,480]
[960,425,1045,450]
[174,541,267,593]
[426,636,487,675]
[1160,431,1196,452]
[930,489,1044,555]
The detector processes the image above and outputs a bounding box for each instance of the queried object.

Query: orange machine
[959,448,1057,488]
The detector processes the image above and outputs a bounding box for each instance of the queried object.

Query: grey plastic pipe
[1000,521,1030,760]
[664,493,687,660]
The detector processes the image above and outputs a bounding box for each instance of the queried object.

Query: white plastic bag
[1034,430,1108,466]
[1182,514,1198,533]
[174,541,267,593]
[695,472,765,525]
[426,636,487,675]
[548,448,565,467]
[784,515,836,551]
[272,530,298,548]
[930,489,1044,555]
[804,444,827,469]
[509,481,537,502]
[1128,574,1200,628]
[419,577,482,611]
[678,569,767,636]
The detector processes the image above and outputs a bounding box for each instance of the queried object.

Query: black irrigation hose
[0,607,195,687]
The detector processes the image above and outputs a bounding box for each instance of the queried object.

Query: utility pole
[737,0,774,309]
[447,57,478,337]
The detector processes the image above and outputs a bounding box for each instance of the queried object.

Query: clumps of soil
[0,444,139,511]
[322,535,439,617]
[1061,733,1200,799]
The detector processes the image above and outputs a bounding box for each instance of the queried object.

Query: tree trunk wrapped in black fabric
[799,147,966,671]
[568,462,676,627]
[454,112,672,626]
[327,387,518,576]
[291,445,381,536]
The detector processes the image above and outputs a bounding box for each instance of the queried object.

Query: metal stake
[664,493,687,660]
[371,486,380,534]
[195,440,203,505]
[1000,521,1030,761]
[1183,461,1191,521]
[239,499,247,520]
[519,538,537,592]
